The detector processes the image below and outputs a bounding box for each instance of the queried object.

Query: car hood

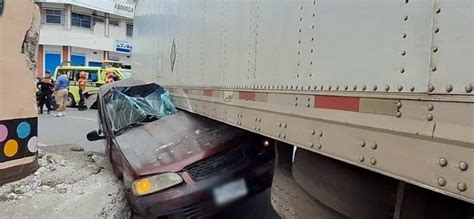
[114,111,244,177]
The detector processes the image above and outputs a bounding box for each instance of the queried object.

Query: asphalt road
[38,108,280,219]
[38,108,104,153]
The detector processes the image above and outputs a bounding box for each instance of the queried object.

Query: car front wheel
[66,93,76,107]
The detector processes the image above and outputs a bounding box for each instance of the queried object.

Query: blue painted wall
[44,53,61,75]
[71,55,86,66]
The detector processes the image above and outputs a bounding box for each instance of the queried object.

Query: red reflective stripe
[314,96,360,112]
[203,90,213,96]
[239,92,256,101]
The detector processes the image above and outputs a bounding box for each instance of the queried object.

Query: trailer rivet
[282,134,286,139]
[307,85,311,90]
[344,85,349,91]
[445,84,453,92]
[459,161,468,171]
[439,158,447,167]
[372,85,377,91]
[362,85,366,91]
[410,86,415,92]
[400,67,405,73]
[278,133,281,137]
[437,177,446,186]
[317,144,322,149]
[335,85,340,90]
[401,50,406,56]
[457,182,467,192]
[328,85,332,90]
[397,85,403,91]
[384,85,390,91]
[318,131,323,137]
[370,158,376,165]
[465,84,473,93]
[426,113,433,121]
[284,124,287,128]
[428,84,435,92]
[433,47,439,53]
[359,156,365,162]
[431,66,437,72]
[427,104,434,111]
[372,142,377,150]
[320,85,324,90]
[311,130,316,135]
[352,85,357,91]
[360,140,366,147]
[396,112,402,118]
[310,143,315,148]
[396,102,402,108]
[278,122,282,127]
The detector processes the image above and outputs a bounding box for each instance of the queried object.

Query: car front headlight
[132,173,183,196]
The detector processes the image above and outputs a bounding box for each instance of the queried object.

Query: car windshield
[103,83,177,134]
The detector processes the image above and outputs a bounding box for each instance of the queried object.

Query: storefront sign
[116,40,132,53]
[114,3,134,16]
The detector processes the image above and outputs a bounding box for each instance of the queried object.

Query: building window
[71,12,91,28]
[109,19,120,26]
[126,23,133,37]
[45,9,62,24]
[93,16,105,24]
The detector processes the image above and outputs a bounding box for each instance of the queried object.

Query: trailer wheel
[292,148,398,219]
[271,143,343,219]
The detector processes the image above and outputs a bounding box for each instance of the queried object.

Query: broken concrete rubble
[0,145,130,218]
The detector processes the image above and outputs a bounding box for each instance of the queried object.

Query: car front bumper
[127,159,274,218]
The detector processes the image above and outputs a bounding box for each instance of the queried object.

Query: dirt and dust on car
[87,80,276,218]
[0,144,130,218]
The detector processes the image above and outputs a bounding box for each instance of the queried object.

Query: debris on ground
[70,145,85,152]
[0,145,130,219]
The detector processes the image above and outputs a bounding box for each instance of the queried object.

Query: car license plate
[213,179,248,206]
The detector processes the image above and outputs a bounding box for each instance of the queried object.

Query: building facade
[35,0,135,77]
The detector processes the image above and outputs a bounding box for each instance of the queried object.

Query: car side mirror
[87,129,105,141]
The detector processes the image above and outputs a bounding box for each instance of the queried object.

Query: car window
[88,71,98,82]
[103,84,177,134]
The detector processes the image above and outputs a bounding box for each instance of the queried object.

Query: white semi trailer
[132,0,473,218]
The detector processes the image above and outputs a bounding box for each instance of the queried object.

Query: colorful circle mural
[0,118,37,162]
[0,124,7,142]
[4,139,18,157]
[17,121,31,139]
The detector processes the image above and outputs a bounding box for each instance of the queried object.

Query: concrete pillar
[105,13,110,37]
[64,4,71,30]
[37,45,44,77]
[62,46,70,65]
[103,51,109,60]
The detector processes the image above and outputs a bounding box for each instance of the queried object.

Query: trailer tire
[292,148,398,219]
[271,154,343,218]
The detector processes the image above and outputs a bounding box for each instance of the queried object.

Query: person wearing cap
[37,70,54,114]
[77,71,87,111]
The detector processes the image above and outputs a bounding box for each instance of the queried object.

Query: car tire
[292,148,398,219]
[66,93,75,107]
[50,96,59,110]
[271,143,343,219]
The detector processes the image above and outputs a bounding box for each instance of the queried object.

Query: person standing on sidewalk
[54,71,69,117]
[37,70,55,114]
[77,71,87,111]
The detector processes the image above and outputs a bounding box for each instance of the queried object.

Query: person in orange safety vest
[106,71,115,83]
[77,71,87,111]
